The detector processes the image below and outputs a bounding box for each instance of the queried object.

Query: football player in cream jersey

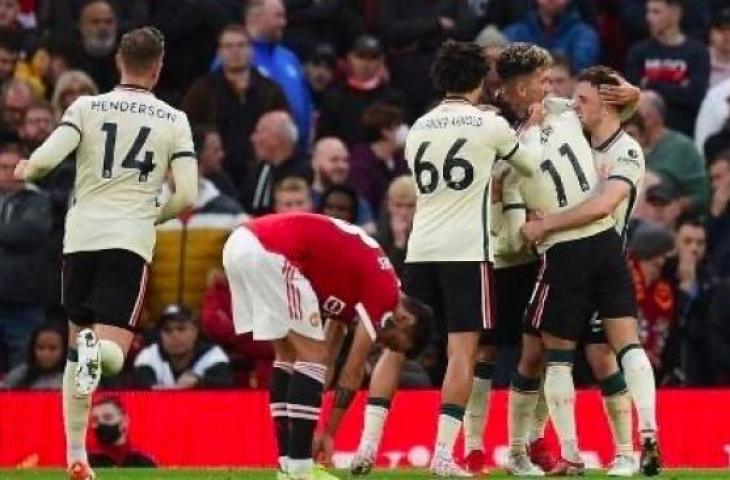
[403,40,539,477]
[14,27,197,480]
[523,67,659,477]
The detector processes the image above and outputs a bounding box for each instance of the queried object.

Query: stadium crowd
[1,0,730,391]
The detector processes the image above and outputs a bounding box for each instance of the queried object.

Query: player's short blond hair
[118,26,165,75]
[497,43,553,83]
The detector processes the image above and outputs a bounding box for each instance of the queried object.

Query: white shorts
[222,227,324,341]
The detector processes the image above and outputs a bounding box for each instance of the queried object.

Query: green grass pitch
[1,469,728,479]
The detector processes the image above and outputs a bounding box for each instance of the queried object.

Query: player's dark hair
[401,295,434,355]
[496,43,553,83]
[576,65,621,88]
[430,40,488,94]
[118,26,165,75]
[361,102,404,143]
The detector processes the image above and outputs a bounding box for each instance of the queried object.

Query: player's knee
[585,344,619,379]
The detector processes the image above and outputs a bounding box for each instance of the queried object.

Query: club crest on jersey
[540,125,553,144]
[628,148,639,159]
[323,296,346,315]
[618,154,641,169]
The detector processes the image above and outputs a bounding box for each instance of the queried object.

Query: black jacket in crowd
[241,155,312,216]
[0,185,52,305]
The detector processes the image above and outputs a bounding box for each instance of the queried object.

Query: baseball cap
[308,42,337,67]
[629,221,675,261]
[645,182,679,206]
[713,8,730,28]
[350,35,383,58]
[159,303,193,325]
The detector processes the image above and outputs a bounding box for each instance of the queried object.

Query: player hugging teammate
[314,41,661,478]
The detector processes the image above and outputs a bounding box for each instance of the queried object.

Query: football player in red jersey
[222,212,430,480]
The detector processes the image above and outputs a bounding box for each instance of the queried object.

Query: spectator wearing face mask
[317,35,408,147]
[88,396,156,468]
[349,103,409,216]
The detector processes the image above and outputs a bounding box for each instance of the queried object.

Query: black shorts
[484,261,539,346]
[402,261,494,333]
[525,229,637,342]
[62,249,149,331]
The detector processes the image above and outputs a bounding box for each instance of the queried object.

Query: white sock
[603,392,633,456]
[508,388,539,456]
[434,408,463,457]
[287,458,313,475]
[63,358,91,464]
[360,402,389,448]
[620,347,657,439]
[464,376,492,454]
[530,384,549,443]
[99,339,124,376]
[544,363,580,463]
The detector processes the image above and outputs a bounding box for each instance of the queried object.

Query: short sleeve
[491,114,520,161]
[169,112,196,164]
[355,269,400,342]
[607,145,644,189]
[59,97,85,136]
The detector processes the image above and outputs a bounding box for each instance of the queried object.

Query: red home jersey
[245,213,400,340]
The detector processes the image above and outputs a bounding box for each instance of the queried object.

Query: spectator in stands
[193,127,238,201]
[241,111,310,216]
[317,35,407,146]
[707,150,730,277]
[319,184,359,224]
[550,53,576,99]
[0,30,20,90]
[628,222,677,379]
[0,145,51,371]
[0,323,65,389]
[375,175,417,274]
[246,0,312,150]
[283,0,364,60]
[37,0,149,38]
[182,25,288,194]
[18,101,53,156]
[663,217,718,385]
[50,70,99,120]
[378,0,476,115]
[349,103,409,216]
[625,0,710,136]
[504,0,599,71]
[644,182,684,231]
[638,91,709,214]
[616,0,710,44]
[133,304,235,390]
[273,176,313,213]
[200,272,275,388]
[72,0,119,92]
[709,8,730,86]
[310,136,376,232]
[0,0,36,55]
[161,167,242,216]
[89,396,156,468]
[304,43,337,110]
[0,79,33,143]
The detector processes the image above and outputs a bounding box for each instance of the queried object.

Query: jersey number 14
[101,122,156,182]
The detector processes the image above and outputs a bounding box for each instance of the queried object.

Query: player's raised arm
[19,100,84,181]
[156,116,198,223]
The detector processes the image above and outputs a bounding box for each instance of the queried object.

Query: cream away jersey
[61,86,195,262]
[489,163,536,269]
[519,98,613,254]
[405,99,533,262]
[592,128,645,241]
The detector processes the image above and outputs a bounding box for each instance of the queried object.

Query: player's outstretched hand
[13,159,29,180]
[313,432,335,466]
[599,75,640,106]
[522,219,547,244]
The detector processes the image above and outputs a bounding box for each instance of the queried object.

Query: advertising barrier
[0,390,728,468]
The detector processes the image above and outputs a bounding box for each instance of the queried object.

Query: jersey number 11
[101,122,156,182]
